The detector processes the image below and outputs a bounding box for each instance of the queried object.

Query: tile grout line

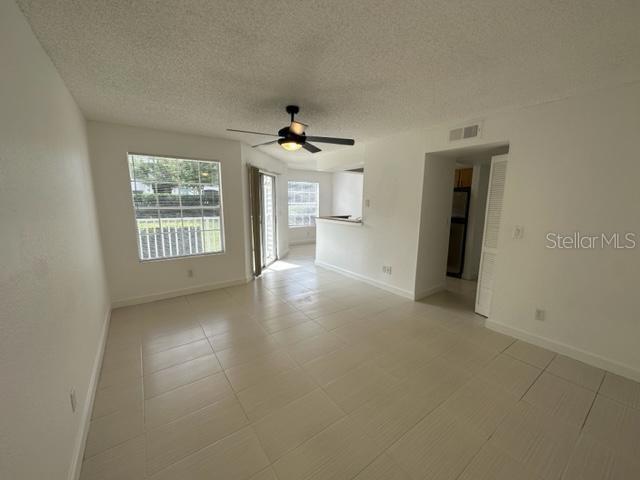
[556,374,607,480]
[143,361,226,399]
[140,326,462,475]
[141,317,219,400]
[212,282,353,455]
[82,343,147,465]
[250,387,347,467]
[142,347,215,377]
[542,353,607,391]
[141,328,277,477]
[451,381,531,480]
[451,339,550,480]
[517,358,550,402]
[102,301,419,462]
[347,356,488,480]
[579,373,607,433]
[276,292,351,419]
[88,260,323,474]
[241,275,368,473]
[146,317,216,477]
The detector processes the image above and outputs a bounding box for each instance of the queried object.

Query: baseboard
[68,308,111,480]
[289,240,316,246]
[314,260,414,299]
[414,284,446,301]
[111,277,251,308]
[485,319,640,383]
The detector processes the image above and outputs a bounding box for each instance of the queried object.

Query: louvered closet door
[476,154,508,317]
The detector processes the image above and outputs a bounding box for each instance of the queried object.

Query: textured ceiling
[16,0,640,164]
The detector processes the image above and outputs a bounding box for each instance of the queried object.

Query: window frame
[287,180,320,228]
[126,152,226,262]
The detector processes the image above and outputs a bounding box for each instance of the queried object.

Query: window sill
[138,250,225,263]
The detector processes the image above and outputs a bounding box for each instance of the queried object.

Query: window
[127,153,224,260]
[288,181,319,227]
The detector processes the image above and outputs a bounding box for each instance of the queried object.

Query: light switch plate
[513,225,525,240]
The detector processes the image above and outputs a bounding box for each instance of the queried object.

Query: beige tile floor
[81,245,640,480]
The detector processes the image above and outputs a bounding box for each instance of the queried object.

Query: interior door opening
[447,184,472,278]
[414,142,509,318]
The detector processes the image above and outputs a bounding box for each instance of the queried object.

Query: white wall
[317,131,427,297]
[88,122,249,306]
[480,85,640,380]
[414,155,456,298]
[0,1,110,478]
[286,169,333,245]
[332,171,364,218]
[316,82,640,380]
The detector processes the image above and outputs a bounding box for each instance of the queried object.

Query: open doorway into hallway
[415,142,509,318]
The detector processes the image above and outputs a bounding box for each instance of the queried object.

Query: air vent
[449,128,463,141]
[463,125,479,138]
[449,122,481,142]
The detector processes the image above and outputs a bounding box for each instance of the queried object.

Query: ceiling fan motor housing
[278,126,305,145]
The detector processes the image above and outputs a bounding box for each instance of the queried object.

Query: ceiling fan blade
[289,121,307,135]
[227,128,279,137]
[305,136,355,146]
[302,142,322,154]
[252,140,278,148]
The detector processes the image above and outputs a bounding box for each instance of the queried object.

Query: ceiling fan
[227,105,355,154]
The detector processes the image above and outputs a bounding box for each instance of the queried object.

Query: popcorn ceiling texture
[16,0,640,162]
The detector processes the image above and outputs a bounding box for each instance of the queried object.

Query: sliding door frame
[260,172,278,268]
[248,166,281,276]
[248,165,262,277]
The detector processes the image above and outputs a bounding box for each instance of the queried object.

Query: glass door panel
[261,174,277,267]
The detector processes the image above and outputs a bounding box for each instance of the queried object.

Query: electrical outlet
[365,199,371,208]
[535,308,546,321]
[69,388,77,413]
[382,265,393,275]
[187,269,194,278]
[388,266,392,275]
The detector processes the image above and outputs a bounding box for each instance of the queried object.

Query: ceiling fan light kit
[278,138,303,151]
[227,105,355,154]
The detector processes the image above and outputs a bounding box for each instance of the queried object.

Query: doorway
[261,173,277,268]
[414,142,509,319]
[248,166,279,276]
[447,185,472,277]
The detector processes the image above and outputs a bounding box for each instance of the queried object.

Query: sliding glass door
[261,173,277,267]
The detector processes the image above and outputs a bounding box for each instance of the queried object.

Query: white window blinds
[288,181,319,226]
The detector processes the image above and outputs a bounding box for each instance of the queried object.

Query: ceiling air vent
[449,122,482,142]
